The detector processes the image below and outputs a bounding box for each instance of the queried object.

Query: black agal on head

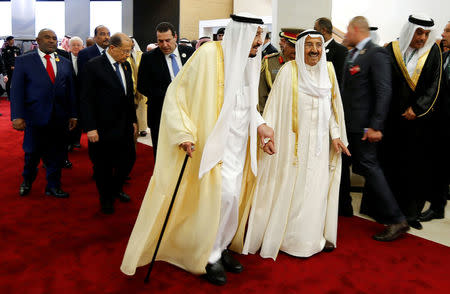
[230,14,264,25]
[297,30,322,41]
[408,15,434,27]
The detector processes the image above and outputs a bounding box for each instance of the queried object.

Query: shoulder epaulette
[264,52,279,59]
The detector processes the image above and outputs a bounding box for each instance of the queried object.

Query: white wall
[233,0,272,17]
[332,0,450,45]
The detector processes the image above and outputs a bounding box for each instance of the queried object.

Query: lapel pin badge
[359,49,367,55]
[181,53,186,58]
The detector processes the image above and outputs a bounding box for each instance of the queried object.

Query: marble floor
[138,130,449,247]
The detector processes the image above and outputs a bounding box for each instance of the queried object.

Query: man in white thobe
[231,30,349,259]
[120,14,275,286]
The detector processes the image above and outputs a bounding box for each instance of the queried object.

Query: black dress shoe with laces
[19,180,32,196]
[63,159,72,169]
[205,261,227,285]
[45,187,69,198]
[419,209,444,222]
[73,143,81,148]
[117,191,131,202]
[322,240,335,252]
[372,221,410,241]
[407,219,423,230]
[221,249,243,273]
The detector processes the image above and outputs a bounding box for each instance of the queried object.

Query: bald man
[10,29,77,198]
[341,16,408,241]
[80,33,137,214]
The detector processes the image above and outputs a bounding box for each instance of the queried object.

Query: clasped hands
[179,124,276,158]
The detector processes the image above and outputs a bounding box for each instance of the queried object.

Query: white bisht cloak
[231,60,348,259]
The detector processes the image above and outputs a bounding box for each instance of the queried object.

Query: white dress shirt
[165,46,182,80]
[38,49,57,77]
[71,53,78,75]
[96,43,105,54]
[105,50,127,95]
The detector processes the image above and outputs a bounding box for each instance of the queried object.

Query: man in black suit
[10,29,77,198]
[67,36,84,150]
[137,22,195,156]
[77,25,110,74]
[80,33,137,214]
[261,32,278,58]
[341,16,408,241]
[314,17,348,87]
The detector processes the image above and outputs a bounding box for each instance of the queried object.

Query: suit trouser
[347,132,405,224]
[6,69,13,98]
[338,154,354,214]
[88,136,136,208]
[147,102,163,158]
[22,121,67,189]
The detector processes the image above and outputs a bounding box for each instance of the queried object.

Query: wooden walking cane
[144,153,189,283]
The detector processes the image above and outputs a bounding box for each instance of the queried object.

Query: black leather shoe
[63,159,72,169]
[45,187,69,198]
[419,209,444,222]
[221,249,243,273]
[139,131,147,137]
[322,240,335,252]
[101,205,115,215]
[117,191,131,202]
[19,180,32,196]
[407,219,423,230]
[372,221,410,241]
[67,144,74,152]
[73,143,81,148]
[205,261,227,286]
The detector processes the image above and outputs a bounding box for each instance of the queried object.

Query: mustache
[308,51,319,57]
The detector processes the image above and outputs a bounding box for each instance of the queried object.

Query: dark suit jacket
[341,41,392,133]
[326,39,348,87]
[137,45,194,128]
[437,51,450,122]
[56,48,70,60]
[77,45,102,75]
[10,51,77,126]
[262,43,278,58]
[80,54,137,142]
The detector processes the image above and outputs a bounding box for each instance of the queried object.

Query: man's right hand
[180,141,195,157]
[362,128,383,143]
[12,118,26,131]
[87,130,99,143]
[3,76,7,83]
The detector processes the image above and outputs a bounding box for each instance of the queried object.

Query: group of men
[120,13,449,287]
[7,11,449,288]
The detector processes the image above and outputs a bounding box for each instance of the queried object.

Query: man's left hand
[402,106,416,120]
[68,118,77,131]
[133,123,138,136]
[257,124,276,155]
[332,138,351,156]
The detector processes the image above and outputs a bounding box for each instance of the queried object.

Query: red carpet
[0,100,449,294]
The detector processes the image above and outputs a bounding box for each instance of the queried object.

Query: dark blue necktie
[170,53,179,77]
[114,62,125,91]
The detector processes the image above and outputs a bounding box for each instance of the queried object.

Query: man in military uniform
[2,36,21,99]
[258,28,303,113]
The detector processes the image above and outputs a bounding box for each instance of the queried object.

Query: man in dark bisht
[379,14,442,230]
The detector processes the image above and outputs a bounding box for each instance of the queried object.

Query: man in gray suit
[341,16,408,241]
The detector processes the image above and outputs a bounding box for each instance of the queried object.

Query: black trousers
[22,120,67,189]
[345,132,405,224]
[88,136,136,208]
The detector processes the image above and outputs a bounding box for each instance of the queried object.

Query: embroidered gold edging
[291,61,299,165]
[327,62,339,124]
[264,57,273,89]
[417,45,443,118]
[216,42,224,116]
[392,41,430,91]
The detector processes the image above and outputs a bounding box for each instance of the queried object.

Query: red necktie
[44,54,55,83]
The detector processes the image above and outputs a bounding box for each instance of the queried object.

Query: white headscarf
[399,14,437,76]
[370,27,380,45]
[295,29,332,156]
[131,37,142,61]
[199,13,264,178]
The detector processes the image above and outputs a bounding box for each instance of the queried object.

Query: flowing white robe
[235,61,347,259]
